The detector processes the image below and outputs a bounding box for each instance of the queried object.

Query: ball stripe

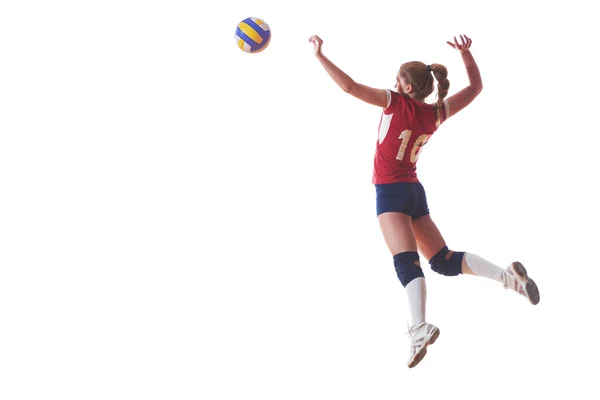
[244,18,269,32]
[238,22,263,44]
[242,18,269,38]
[236,29,261,51]
[251,18,269,30]
[235,36,252,52]
[250,35,270,53]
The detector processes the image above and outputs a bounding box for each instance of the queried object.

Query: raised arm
[444,35,483,118]
[309,35,388,108]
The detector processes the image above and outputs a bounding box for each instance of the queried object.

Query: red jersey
[372,90,449,184]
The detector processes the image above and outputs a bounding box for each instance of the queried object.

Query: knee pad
[429,246,464,276]
[393,251,424,287]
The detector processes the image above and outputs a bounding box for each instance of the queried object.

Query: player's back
[372,90,447,184]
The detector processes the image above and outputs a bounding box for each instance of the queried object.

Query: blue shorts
[375,181,430,218]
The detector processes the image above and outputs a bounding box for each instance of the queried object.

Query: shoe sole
[511,262,540,305]
[408,327,440,369]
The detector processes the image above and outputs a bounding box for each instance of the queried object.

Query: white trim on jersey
[378,113,393,144]
[379,89,394,144]
[435,99,452,128]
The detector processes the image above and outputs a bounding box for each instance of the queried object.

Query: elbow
[468,85,483,98]
[342,80,356,94]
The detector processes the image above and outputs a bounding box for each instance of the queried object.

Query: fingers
[448,34,472,50]
[309,35,323,56]
[445,36,458,48]
[460,34,472,48]
[308,34,322,44]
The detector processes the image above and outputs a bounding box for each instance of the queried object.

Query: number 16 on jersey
[396,129,429,163]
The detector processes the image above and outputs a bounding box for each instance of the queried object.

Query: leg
[378,211,418,255]
[412,214,464,276]
[410,183,465,276]
[378,212,423,302]
[376,185,424,313]
[413,214,501,277]
[378,211,439,368]
[412,215,540,304]
[412,214,447,261]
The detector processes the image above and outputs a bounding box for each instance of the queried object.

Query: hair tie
[426,65,432,73]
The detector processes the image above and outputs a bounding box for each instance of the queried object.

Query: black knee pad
[393,251,425,287]
[429,246,464,276]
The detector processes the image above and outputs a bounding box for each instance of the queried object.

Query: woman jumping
[308,34,540,368]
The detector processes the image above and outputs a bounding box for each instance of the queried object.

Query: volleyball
[235,17,271,53]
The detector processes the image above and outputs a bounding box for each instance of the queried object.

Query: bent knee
[429,246,464,276]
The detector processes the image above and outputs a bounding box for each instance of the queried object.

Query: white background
[1,0,599,399]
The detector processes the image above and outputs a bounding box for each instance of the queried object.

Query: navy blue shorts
[375,181,430,218]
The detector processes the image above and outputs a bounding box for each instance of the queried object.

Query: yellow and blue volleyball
[235,17,271,53]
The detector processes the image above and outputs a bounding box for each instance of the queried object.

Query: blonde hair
[398,61,450,124]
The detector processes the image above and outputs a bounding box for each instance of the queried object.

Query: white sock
[405,277,426,326]
[464,253,504,283]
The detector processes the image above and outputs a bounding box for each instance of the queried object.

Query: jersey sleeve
[383,90,407,114]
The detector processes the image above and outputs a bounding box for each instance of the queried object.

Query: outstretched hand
[308,35,323,57]
[447,35,472,52]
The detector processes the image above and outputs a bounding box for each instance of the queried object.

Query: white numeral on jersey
[396,130,413,161]
[411,134,429,163]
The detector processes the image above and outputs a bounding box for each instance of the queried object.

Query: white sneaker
[502,262,540,305]
[407,321,440,368]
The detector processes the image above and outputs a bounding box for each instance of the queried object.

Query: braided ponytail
[429,63,450,124]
